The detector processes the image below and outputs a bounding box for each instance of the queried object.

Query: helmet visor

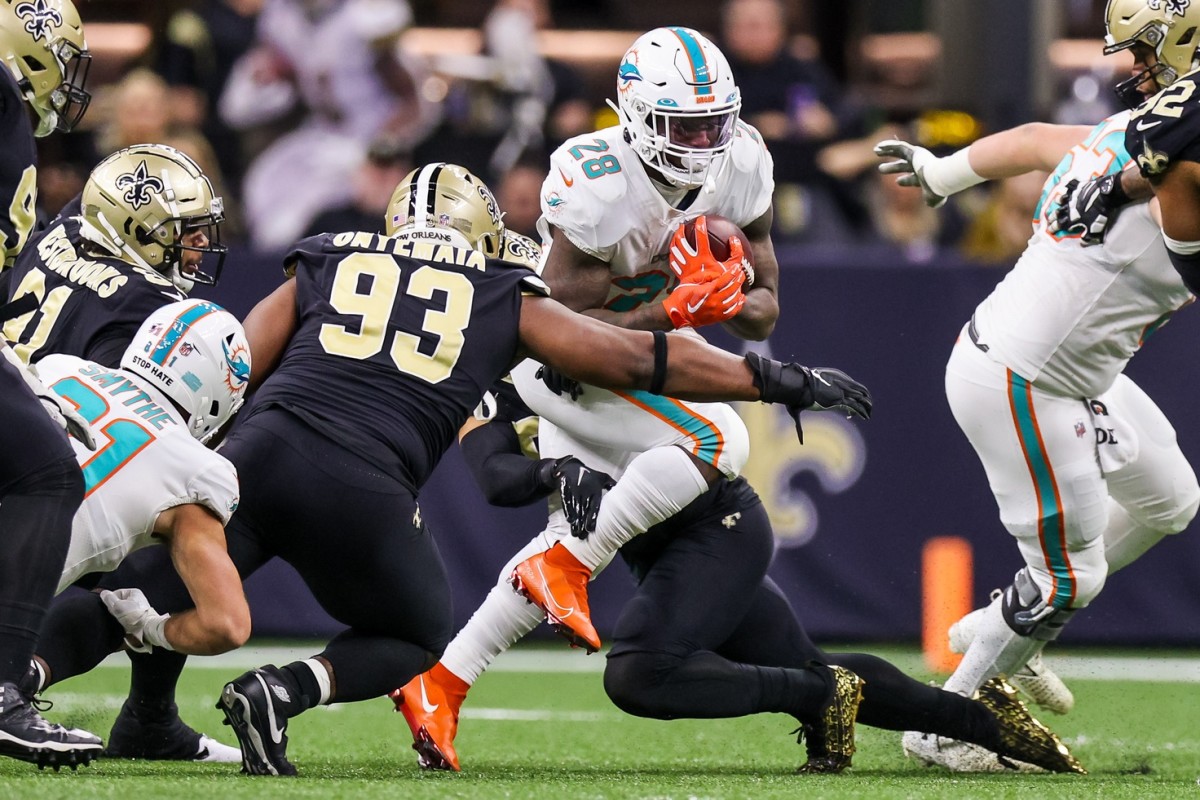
[656,110,738,152]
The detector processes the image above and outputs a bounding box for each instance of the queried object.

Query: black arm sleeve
[459,419,558,508]
[1166,244,1200,295]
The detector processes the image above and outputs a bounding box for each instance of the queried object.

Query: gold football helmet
[385,163,505,257]
[80,144,227,292]
[0,0,90,135]
[1104,0,1200,105]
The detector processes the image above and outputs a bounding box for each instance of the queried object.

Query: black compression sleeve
[459,420,557,507]
[1166,245,1200,295]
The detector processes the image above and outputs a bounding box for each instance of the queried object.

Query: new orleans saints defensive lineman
[0,0,101,769]
[18,163,871,777]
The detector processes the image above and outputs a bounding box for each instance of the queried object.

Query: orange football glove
[669,218,751,285]
[661,267,746,329]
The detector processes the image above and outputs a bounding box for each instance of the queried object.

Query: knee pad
[1155,485,1200,536]
[1001,567,1081,641]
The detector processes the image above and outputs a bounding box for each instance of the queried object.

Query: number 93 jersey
[1124,68,1200,177]
[251,230,549,490]
[537,122,773,312]
[36,354,240,593]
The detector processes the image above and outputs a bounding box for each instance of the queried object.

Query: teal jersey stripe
[149,301,222,366]
[669,27,712,96]
[625,389,721,465]
[1008,372,1075,608]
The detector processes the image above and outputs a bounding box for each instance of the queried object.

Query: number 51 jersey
[37,354,240,593]
[249,230,549,491]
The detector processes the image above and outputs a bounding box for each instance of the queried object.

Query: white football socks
[560,446,709,571]
[942,593,1042,697]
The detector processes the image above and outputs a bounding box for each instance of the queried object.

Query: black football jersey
[0,68,38,269]
[251,230,549,490]
[0,195,185,366]
[1124,69,1200,177]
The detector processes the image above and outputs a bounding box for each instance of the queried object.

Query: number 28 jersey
[37,354,240,592]
[250,230,549,490]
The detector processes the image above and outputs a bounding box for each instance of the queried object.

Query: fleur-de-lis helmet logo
[114,161,165,210]
[14,0,63,42]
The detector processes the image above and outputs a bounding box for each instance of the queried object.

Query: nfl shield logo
[1074,420,1087,438]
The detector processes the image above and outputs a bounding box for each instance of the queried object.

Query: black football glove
[535,364,583,400]
[541,456,615,539]
[745,352,872,443]
[1050,174,1131,246]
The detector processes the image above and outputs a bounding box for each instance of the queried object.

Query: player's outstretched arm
[875,123,1092,206]
[518,294,870,419]
[102,505,251,656]
[242,275,299,392]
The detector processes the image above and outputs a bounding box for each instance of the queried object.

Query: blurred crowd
[38,0,1127,265]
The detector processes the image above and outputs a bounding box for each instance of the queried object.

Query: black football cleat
[106,699,240,762]
[0,682,102,771]
[217,666,298,776]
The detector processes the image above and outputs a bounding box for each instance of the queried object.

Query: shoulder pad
[542,133,636,257]
[1125,74,1200,176]
[285,233,340,265]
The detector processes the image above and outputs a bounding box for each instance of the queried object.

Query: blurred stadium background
[48,0,1199,652]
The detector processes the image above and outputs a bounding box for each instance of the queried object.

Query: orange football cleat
[510,543,600,654]
[390,663,469,771]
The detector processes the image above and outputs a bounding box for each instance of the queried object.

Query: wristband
[922,147,985,198]
[142,613,175,651]
[649,330,668,395]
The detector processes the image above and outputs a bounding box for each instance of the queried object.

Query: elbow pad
[1163,232,1200,295]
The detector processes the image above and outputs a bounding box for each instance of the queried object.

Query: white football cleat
[901,730,1045,773]
[196,733,242,763]
[947,605,1074,715]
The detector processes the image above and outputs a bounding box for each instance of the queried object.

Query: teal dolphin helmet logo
[222,337,251,388]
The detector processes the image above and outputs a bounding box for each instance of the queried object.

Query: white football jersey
[537,122,774,311]
[37,355,240,592]
[971,111,1194,397]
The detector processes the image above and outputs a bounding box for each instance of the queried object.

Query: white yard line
[94,646,1200,683]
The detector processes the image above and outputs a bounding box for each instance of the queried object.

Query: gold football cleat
[796,665,865,774]
[975,678,1086,774]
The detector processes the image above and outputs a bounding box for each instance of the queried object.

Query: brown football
[682,215,754,267]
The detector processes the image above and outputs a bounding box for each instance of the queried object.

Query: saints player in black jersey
[0,0,101,768]
[2,143,227,368]
[17,162,871,777]
[4,143,239,764]
[1103,0,1200,295]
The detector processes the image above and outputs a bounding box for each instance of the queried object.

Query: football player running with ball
[873,0,1199,770]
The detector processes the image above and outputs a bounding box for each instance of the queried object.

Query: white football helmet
[1104,0,1200,106]
[121,299,251,442]
[614,27,741,188]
